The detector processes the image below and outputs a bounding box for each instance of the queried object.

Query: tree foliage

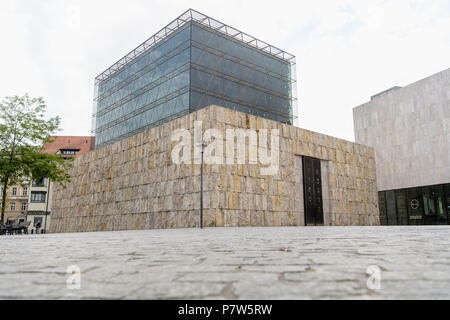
[0,94,72,223]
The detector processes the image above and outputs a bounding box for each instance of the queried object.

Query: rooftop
[370,86,402,100]
[41,136,95,157]
[95,9,296,84]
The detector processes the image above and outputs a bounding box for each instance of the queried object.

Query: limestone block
[223,210,238,227]
[250,210,264,226]
[263,211,273,227]
[238,210,250,227]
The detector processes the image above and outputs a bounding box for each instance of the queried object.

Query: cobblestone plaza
[1,226,449,299]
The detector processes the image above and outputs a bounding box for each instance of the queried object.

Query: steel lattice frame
[92,9,298,148]
[94,8,296,85]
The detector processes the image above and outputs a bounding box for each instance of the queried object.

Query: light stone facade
[1,182,29,224]
[51,106,379,233]
[26,178,53,233]
[353,68,450,191]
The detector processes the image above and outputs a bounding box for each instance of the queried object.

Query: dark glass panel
[99,23,191,96]
[423,186,434,220]
[378,192,388,225]
[94,20,295,148]
[386,191,398,225]
[433,185,446,224]
[406,187,424,225]
[189,22,292,125]
[94,23,191,148]
[422,186,446,225]
[395,189,408,225]
[445,184,450,224]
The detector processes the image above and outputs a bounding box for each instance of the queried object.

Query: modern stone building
[51,106,379,232]
[353,68,450,225]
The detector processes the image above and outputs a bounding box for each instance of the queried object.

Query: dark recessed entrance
[303,156,324,226]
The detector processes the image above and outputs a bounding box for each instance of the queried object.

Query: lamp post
[200,144,204,229]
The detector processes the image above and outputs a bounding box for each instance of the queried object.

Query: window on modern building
[10,202,15,211]
[31,192,46,203]
[12,187,17,196]
[23,187,28,196]
[21,202,27,212]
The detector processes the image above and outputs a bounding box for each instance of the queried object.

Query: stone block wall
[51,106,379,233]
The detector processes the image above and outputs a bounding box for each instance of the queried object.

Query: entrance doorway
[302,156,324,225]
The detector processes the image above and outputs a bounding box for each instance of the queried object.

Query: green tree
[0,94,72,224]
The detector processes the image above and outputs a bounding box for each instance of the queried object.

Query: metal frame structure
[92,9,299,148]
[95,9,296,85]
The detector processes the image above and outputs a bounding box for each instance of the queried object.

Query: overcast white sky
[0,0,449,141]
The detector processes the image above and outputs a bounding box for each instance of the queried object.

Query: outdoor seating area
[0,221,31,235]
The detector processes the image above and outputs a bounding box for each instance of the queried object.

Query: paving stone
[0,226,449,299]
